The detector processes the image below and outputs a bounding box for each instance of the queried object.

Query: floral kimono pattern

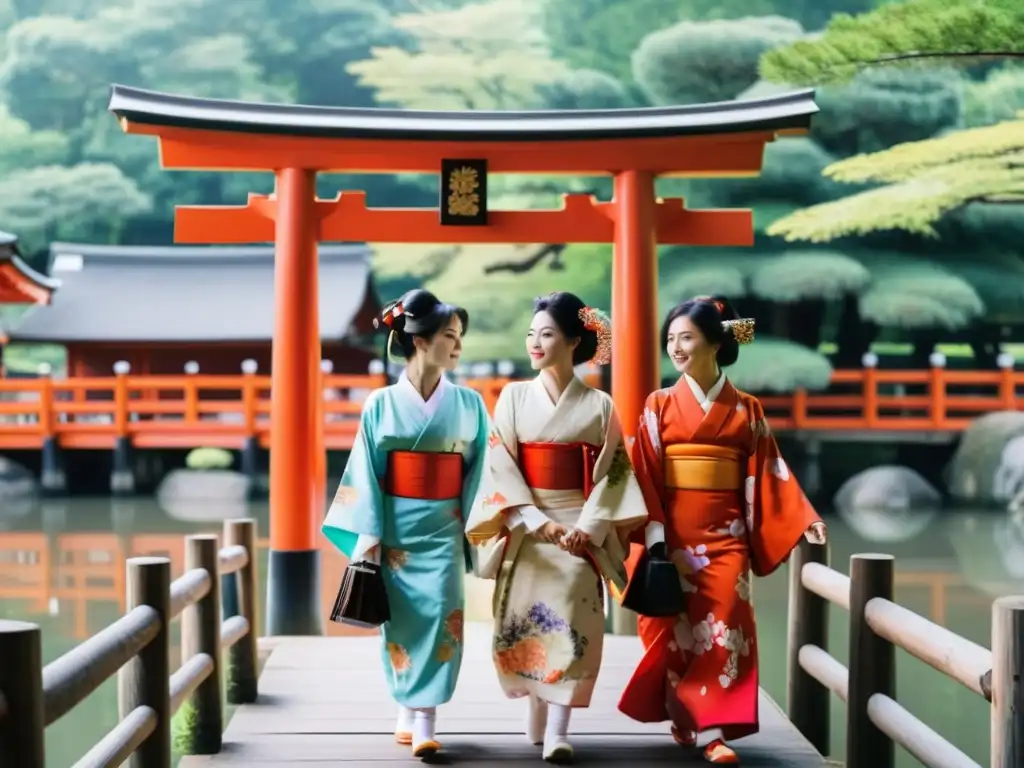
[466,376,648,707]
[322,373,489,708]
[618,374,820,739]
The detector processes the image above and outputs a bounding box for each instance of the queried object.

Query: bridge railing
[786,540,1024,768]
[0,359,1018,442]
[0,519,260,768]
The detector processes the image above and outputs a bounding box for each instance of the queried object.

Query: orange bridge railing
[0,357,1019,450]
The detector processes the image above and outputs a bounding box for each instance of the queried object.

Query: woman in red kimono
[617,295,828,765]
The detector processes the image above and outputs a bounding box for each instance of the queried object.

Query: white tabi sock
[396,705,413,736]
[412,707,437,747]
[526,695,548,745]
[543,703,573,762]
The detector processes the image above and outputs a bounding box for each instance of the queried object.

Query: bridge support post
[787,539,830,755]
[847,554,895,768]
[0,620,45,766]
[990,595,1024,768]
[40,436,66,497]
[266,167,322,637]
[610,170,658,443]
[110,436,136,496]
[800,437,822,500]
[240,436,263,500]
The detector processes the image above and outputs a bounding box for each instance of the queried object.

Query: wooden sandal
[671,726,697,747]
[703,739,739,764]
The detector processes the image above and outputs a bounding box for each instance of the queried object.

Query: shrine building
[8,242,380,377]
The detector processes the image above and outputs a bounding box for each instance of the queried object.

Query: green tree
[541,0,878,85]
[0,163,151,258]
[760,0,1024,86]
[632,16,804,105]
[651,40,982,367]
[0,0,443,255]
[766,114,1024,242]
[346,0,570,110]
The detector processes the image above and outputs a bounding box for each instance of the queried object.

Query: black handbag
[329,561,391,629]
[621,545,687,618]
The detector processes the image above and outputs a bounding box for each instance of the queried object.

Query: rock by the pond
[156,468,251,522]
[834,466,941,544]
[945,411,1024,504]
[834,465,941,513]
[0,456,39,518]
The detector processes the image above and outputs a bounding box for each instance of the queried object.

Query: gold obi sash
[663,443,743,491]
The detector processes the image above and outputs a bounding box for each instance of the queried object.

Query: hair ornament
[723,318,755,345]
[578,306,612,365]
[374,300,406,330]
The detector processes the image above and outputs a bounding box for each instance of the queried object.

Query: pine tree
[767,111,1024,241]
[759,0,1024,85]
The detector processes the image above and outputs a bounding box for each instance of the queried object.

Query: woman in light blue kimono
[322,289,490,760]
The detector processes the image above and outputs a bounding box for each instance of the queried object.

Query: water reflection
[838,505,939,544]
[0,501,1019,767]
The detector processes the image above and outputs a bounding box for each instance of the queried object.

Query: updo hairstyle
[380,289,469,360]
[532,291,598,366]
[660,295,742,367]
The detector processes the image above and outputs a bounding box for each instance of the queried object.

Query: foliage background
[1,0,1022,390]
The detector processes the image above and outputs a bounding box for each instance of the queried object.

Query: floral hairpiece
[579,306,612,365]
[374,300,406,330]
[723,318,755,345]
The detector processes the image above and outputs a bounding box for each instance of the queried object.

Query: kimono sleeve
[628,390,669,548]
[465,385,536,545]
[745,398,822,577]
[321,391,386,560]
[460,389,491,521]
[575,397,650,551]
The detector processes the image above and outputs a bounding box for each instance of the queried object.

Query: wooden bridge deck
[180,624,825,766]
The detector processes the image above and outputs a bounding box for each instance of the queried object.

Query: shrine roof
[108,84,818,141]
[10,242,376,343]
[0,231,61,304]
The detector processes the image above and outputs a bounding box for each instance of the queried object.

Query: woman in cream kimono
[466,291,649,763]
[322,289,489,761]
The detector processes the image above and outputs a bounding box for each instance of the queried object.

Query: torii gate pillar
[266,168,322,636]
[611,170,658,441]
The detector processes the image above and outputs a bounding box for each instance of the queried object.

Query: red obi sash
[385,450,463,500]
[518,442,601,497]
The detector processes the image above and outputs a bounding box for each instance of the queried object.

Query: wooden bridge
[0,523,1022,767]
[0,361,1020,453]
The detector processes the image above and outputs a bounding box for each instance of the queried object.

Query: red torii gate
[108,85,818,636]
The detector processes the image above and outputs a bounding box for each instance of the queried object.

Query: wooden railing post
[786,539,830,755]
[847,553,895,768]
[928,353,946,427]
[990,595,1024,768]
[183,361,200,423]
[37,363,66,497]
[224,519,259,704]
[178,535,222,754]
[861,352,879,428]
[792,388,808,429]
[996,353,1016,411]
[111,360,135,496]
[0,620,45,766]
[118,557,171,768]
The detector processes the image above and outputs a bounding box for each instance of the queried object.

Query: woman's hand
[804,521,828,545]
[534,521,569,545]
[559,528,591,557]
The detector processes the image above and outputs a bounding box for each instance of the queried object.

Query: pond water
[0,498,1018,767]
